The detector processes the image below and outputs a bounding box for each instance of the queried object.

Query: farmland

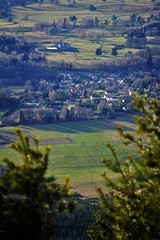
[0,0,158,66]
[0,114,135,196]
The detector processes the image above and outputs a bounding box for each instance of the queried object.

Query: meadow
[0,0,156,66]
[0,115,136,196]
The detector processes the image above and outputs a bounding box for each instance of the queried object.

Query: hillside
[0,0,160,195]
[0,0,160,67]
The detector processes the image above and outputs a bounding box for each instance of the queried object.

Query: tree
[126,37,146,49]
[19,109,27,124]
[49,90,57,103]
[63,18,67,29]
[96,48,102,56]
[90,5,97,11]
[111,47,117,55]
[59,106,70,121]
[112,14,117,25]
[82,17,94,28]
[69,15,77,27]
[130,13,136,26]
[95,16,99,26]
[89,93,160,240]
[69,15,77,22]
[97,102,108,115]
[57,90,68,102]
[0,129,74,240]
[145,46,153,70]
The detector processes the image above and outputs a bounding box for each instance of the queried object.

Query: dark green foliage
[70,16,77,22]
[90,5,97,11]
[0,129,74,240]
[95,48,102,55]
[63,18,67,28]
[111,47,117,56]
[55,201,96,240]
[97,102,108,115]
[19,110,27,124]
[0,36,30,54]
[0,96,20,108]
[145,46,153,70]
[89,93,160,240]
[1,103,20,121]
[112,15,117,21]
[126,37,146,49]
[0,34,49,84]
[127,27,146,38]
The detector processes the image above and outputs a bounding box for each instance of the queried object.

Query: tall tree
[145,46,153,70]
[89,93,160,240]
[0,129,74,240]
[111,47,117,55]
[19,109,27,124]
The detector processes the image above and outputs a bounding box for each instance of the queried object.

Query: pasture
[0,115,135,196]
[0,0,157,66]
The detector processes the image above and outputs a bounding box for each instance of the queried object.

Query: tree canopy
[89,93,160,240]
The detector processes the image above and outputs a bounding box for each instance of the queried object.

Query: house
[46,46,58,51]
[54,41,79,52]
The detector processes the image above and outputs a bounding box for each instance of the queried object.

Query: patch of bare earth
[0,131,17,148]
[0,130,74,148]
[72,182,98,199]
[38,137,74,145]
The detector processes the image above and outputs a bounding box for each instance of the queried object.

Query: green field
[0,0,157,66]
[0,116,135,186]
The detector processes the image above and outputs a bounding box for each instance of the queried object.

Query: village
[1,69,155,126]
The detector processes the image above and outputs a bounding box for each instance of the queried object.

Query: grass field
[0,115,135,190]
[0,0,157,66]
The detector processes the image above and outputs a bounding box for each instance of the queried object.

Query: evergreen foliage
[55,201,96,240]
[145,46,153,70]
[0,129,74,240]
[89,93,160,240]
[111,47,117,56]
[95,48,102,56]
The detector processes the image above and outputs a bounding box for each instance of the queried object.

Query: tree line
[1,106,94,126]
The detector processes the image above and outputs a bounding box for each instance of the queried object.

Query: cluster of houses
[36,41,79,52]
[2,68,159,126]
[16,71,134,117]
